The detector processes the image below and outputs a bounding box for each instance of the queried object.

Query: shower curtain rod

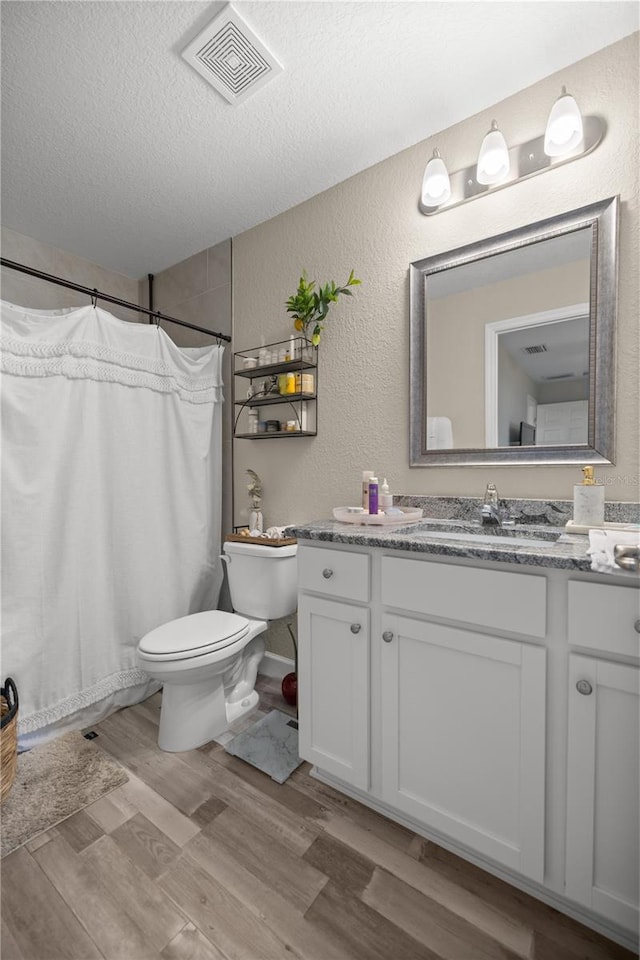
[0,257,232,342]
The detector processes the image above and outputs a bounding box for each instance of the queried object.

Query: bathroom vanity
[292,516,640,950]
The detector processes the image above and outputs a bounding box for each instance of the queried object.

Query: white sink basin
[396,519,562,549]
[414,529,558,548]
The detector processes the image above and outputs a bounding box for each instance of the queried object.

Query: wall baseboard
[259,651,294,680]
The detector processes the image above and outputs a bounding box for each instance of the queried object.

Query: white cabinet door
[298,595,370,790]
[380,613,546,881]
[566,655,640,934]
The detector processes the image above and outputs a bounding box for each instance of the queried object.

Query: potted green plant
[285,269,361,346]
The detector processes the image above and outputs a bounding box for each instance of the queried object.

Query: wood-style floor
[1,676,634,960]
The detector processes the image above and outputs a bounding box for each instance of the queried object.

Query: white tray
[333,506,423,526]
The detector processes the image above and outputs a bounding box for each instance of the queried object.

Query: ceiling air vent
[182,4,283,105]
[521,344,548,355]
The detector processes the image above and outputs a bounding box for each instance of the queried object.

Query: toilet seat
[137,610,251,662]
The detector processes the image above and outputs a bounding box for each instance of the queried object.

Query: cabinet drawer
[298,545,370,602]
[381,556,546,637]
[568,581,640,658]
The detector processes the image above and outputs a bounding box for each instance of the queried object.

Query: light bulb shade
[421,152,451,206]
[544,92,584,156]
[476,123,510,185]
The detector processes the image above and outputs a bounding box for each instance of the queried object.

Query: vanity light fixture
[476,120,510,185]
[421,149,452,206]
[419,88,603,216]
[544,86,584,156]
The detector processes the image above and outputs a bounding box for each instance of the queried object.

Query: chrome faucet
[481,482,502,526]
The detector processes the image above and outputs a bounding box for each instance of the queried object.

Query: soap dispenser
[573,466,605,527]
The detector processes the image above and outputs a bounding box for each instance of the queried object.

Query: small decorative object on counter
[362,471,374,512]
[380,478,393,511]
[368,476,379,515]
[247,469,264,532]
[573,465,605,527]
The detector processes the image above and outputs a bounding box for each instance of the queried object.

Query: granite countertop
[288,497,640,573]
[289,518,597,571]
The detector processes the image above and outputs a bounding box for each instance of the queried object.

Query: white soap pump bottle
[573,465,604,527]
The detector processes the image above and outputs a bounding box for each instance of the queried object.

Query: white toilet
[136,540,297,752]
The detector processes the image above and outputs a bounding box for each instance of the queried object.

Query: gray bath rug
[1,730,128,857]
[225,709,303,784]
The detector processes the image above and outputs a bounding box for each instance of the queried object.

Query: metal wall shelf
[233,337,318,439]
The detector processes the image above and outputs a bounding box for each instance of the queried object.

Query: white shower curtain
[1,300,225,745]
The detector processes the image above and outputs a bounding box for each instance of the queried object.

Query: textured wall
[1,227,141,322]
[232,35,639,656]
[233,34,639,518]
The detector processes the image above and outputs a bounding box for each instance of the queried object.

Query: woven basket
[1,678,19,802]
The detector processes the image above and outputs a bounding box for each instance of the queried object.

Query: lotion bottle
[573,465,605,526]
[368,476,379,515]
[380,478,393,510]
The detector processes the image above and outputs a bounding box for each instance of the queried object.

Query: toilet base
[156,631,265,752]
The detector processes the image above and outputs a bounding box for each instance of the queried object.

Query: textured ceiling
[1,1,637,278]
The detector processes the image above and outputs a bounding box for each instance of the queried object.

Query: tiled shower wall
[137,240,234,609]
[1,226,142,322]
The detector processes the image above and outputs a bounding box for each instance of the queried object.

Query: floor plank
[205,742,328,821]
[110,811,182,880]
[363,865,523,960]
[81,834,187,952]
[202,806,327,913]
[302,832,375,896]
[304,881,440,960]
[289,762,417,853]
[117,771,201,846]
[33,833,155,959]
[161,923,230,960]
[94,713,214,816]
[158,850,303,960]
[417,840,636,960]
[183,751,320,855]
[321,809,534,959]
[1,846,103,960]
[183,831,350,960]
[56,807,105,852]
[84,783,138,833]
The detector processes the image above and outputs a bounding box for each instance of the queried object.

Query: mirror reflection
[409,197,617,466]
[425,228,592,449]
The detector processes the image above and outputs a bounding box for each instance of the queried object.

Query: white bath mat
[225,709,303,783]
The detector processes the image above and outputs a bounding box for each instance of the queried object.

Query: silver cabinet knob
[576,679,593,696]
[350,623,361,634]
[382,630,394,643]
[322,568,333,579]
[634,619,640,635]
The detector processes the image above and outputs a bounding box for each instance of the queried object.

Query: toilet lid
[138,610,250,660]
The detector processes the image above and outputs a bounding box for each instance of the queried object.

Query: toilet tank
[222,541,298,619]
